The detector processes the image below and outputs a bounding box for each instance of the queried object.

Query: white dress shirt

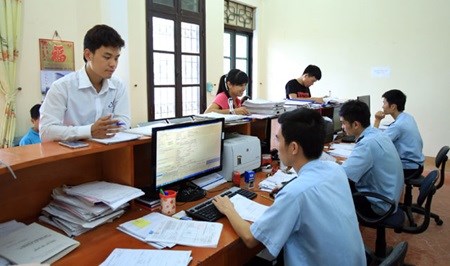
[40,66,130,142]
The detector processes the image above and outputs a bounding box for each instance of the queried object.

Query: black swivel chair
[379,241,408,266]
[354,170,439,264]
[403,146,449,226]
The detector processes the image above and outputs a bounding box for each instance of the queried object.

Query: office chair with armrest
[400,169,439,234]
[354,170,438,264]
[353,191,404,262]
[401,160,424,227]
[403,146,448,226]
[379,241,408,266]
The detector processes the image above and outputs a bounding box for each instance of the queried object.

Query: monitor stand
[176,181,206,202]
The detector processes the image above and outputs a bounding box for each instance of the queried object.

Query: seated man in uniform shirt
[373,89,425,179]
[340,100,404,219]
[212,108,366,265]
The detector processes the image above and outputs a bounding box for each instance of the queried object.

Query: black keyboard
[185,187,257,222]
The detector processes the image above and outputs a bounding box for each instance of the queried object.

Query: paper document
[195,112,248,122]
[63,181,144,210]
[0,223,80,265]
[259,169,297,192]
[100,249,192,266]
[145,219,223,248]
[192,173,227,190]
[124,122,168,136]
[328,143,355,158]
[91,132,141,144]
[118,212,176,249]
[230,194,269,222]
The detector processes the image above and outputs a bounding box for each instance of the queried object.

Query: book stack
[39,181,144,237]
[243,99,285,115]
[135,195,161,211]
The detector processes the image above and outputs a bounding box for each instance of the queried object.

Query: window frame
[146,0,206,120]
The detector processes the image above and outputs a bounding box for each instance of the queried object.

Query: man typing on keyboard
[212,108,365,265]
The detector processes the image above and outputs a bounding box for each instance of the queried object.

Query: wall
[256,0,450,155]
[10,0,450,156]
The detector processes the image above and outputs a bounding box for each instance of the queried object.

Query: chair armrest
[352,191,396,224]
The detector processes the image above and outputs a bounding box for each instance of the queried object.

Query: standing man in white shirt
[40,24,130,142]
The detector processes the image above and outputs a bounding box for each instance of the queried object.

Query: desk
[0,141,272,265]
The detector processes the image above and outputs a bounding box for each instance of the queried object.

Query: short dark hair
[339,100,371,128]
[83,24,125,62]
[382,89,406,112]
[30,104,41,120]
[217,69,249,96]
[303,65,322,80]
[278,108,325,160]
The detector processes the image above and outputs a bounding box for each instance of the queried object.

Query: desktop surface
[53,173,271,266]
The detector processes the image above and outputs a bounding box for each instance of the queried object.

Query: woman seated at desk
[204,69,250,115]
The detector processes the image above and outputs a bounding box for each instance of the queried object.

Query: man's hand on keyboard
[212,195,235,216]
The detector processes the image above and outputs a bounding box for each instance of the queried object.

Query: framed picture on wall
[39,38,75,71]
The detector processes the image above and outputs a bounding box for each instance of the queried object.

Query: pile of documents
[0,221,80,265]
[39,181,144,237]
[100,249,192,266]
[259,169,297,192]
[327,142,355,158]
[243,99,285,115]
[117,212,222,249]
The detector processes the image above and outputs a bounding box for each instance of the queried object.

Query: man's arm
[39,86,92,142]
[373,111,385,128]
[212,195,260,248]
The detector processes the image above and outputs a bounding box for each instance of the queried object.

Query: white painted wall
[9,0,449,156]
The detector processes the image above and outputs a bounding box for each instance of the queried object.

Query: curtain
[0,0,22,148]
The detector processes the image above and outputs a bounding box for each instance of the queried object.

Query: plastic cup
[159,190,177,216]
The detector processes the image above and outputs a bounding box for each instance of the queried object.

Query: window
[146,0,205,120]
[223,0,254,97]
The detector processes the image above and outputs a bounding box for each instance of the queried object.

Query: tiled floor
[361,157,450,265]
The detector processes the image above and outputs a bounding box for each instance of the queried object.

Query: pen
[260,194,274,202]
[159,189,165,195]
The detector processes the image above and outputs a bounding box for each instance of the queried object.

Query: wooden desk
[0,141,272,265]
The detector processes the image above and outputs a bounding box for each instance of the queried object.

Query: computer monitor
[332,104,343,133]
[357,95,370,110]
[151,118,225,202]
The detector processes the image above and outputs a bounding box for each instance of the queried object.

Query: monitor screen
[357,95,370,110]
[151,118,224,194]
[332,104,342,133]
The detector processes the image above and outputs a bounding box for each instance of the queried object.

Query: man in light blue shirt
[340,100,404,217]
[213,108,365,265]
[374,89,425,178]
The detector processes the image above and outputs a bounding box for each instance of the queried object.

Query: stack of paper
[100,249,192,266]
[118,212,222,249]
[124,122,168,136]
[0,222,80,265]
[39,181,144,237]
[243,99,285,115]
[328,142,355,158]
[91,132,142,145]
[259,169,297,192]
[195,112,249,122]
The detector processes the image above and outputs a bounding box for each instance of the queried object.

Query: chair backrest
[417,170,438,207]
[434,145,449,189]
[379,241,408,266]
[402,170,438,234]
